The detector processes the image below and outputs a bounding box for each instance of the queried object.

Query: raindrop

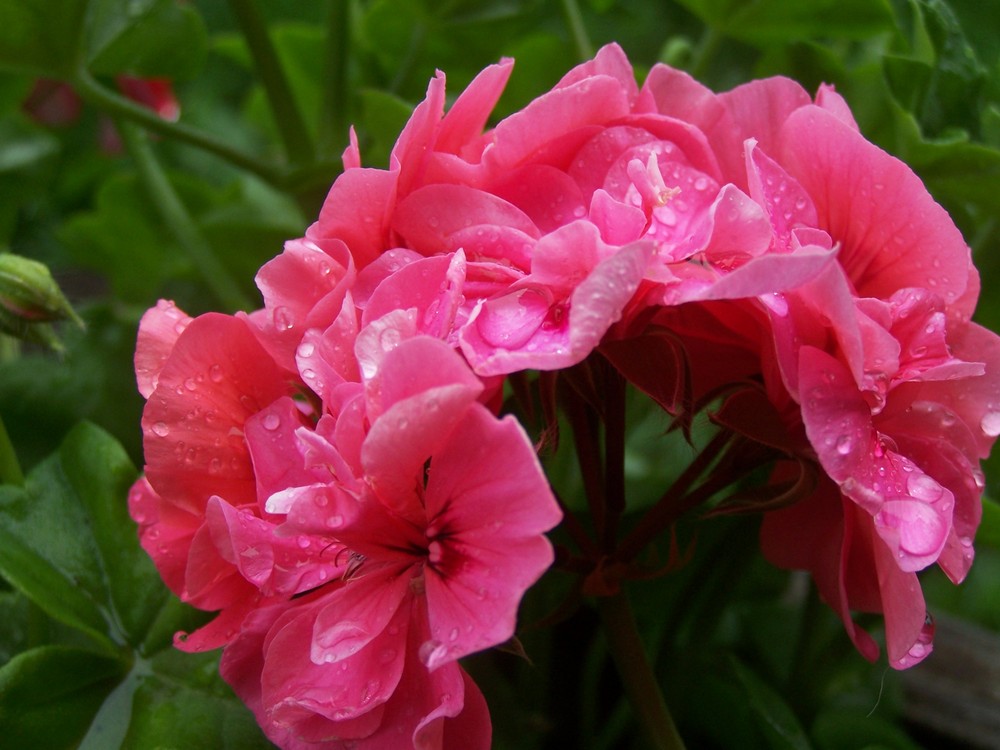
[262,413,281,431]
[152,421,170,437]
[326,514,344,529]
[209,364,224,382]
[298,342,316,358]
[981,412,1000,437]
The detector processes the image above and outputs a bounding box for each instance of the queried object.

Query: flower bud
[0,254,83,349]
[0,254,83,327]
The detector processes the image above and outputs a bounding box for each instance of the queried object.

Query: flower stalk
[598,590,686,750]
[227,0,316,166]
[116,121,254,312]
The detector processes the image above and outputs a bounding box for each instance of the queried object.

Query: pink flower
[131,289,560,746]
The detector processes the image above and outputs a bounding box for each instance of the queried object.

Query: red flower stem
[227,0,316,166]
[615,429,733,562]
[564,382,606,544]
[603,364,627,551]
[553,491,601,561]
[598,590,686,750]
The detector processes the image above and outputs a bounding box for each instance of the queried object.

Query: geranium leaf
[0,645,127,748]
[0,422,164,650]
[0,0,88,77]
[730,656,813,750]
[84,0,208,80]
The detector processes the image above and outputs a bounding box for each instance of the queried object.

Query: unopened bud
[0,254,82,349]
[0,254,83,328]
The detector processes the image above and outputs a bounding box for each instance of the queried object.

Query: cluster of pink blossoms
[131,44,1000,747]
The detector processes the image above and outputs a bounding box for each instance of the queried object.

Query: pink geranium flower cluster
[131,44,1000,747]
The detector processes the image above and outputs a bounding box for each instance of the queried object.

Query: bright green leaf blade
[676,0,894,42]
[0,645,126,748]
[0,0,87,77]
[0,498,115,649]
[118,650,275,750]
[0,421,159,650]
[977,496,1000,548]
[59,421,168,646]
[731,656,813,750]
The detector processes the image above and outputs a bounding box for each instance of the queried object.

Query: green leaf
[731,656,813,750]
[118,651,276,750]
[676,0,894,44]
[0,0,88,77]
[977,495,1000,549]
[0,422,161,650]
[0,645,126,748]
[811,707,923,750]
[85,0,208,80]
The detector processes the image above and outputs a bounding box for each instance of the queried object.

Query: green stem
[72,70,282,185]
[116,121,254,312]
[319,0,353,158]
[227,0,315,165]
[560,0,593,62]
[598,591,686,750]
[0,412,24,486]
[689,25,723,82]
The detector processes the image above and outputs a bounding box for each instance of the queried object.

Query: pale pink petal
[798,346,952,570]
[311,564,413,666]
[309,168,398,269]
[720,76,812,162]
[486,75,632,170]
[815,83,859,130]
[245,397,313,506]
[588,188,647,245]
[491,164,587,233]
[779,105,974,314]
[263,594,410,726]
[392,183,540,257]
[554,42,638,104]
[135,299,192,398]
[391,71,446,196]
[436,59,513,157]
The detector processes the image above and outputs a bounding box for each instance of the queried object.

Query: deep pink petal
[436,59,513,157]
[393,183,540,257]
[310,168,398,269]
[486,75,632,170]
[142,314,291,513]
[780,105,974,313]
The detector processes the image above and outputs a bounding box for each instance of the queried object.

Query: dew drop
[152,421,170,437]
[449,627,459,642]
[209,364,224,382]
[981,412,1000,437]
[326,514,344,529]
[296,535,311,549]
[298,342,316,358]
[273,306,294,331]
[262,413,281,431]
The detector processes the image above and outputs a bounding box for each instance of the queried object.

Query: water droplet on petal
[152,422,170,437]
[981,412,1000,437]
[298,342,316,358]
[835,435,853,455]
[262,413,281,431]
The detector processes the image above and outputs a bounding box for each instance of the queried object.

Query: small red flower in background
[23,75,179,152]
